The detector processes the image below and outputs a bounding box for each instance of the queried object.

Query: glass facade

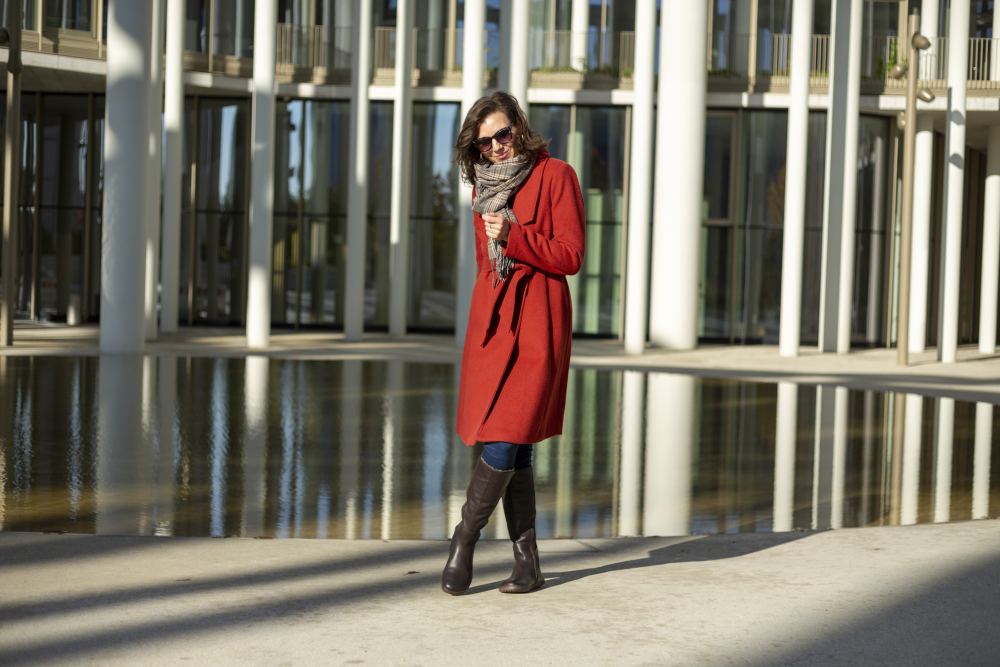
[180,98,250,325]
[700,110,889,346]
[0,93,103,323]
[0,3,992,352]
[366,102,393,328]
[44,0,91,31]
[213,0,254,58]
[408,102,460,330]
[273,99,350,327]
[530,104,626,337]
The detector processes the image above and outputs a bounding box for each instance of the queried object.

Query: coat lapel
[511,155,548,226]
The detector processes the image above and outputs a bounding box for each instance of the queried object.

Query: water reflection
[0,356,997,539]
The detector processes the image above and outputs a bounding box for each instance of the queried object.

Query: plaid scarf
[473,155,532,286]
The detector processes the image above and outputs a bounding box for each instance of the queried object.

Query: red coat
[456,154,585,445]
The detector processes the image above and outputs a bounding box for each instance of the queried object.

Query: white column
[622,0,656,355]
[900,393,923,525]
[144,0,165,341]
[778,0,814,357]
[910,1,939,353]
[161,0,185,334]
[508,0,530,106]
[570,0,588,71]
[388,0,414,336]
[979,126,1000,353]
[649,0,707,350]
[773,381,797,531]
[642,373,694,536]
[933,397,954,523]
[910,116,934,352]
[973,402,992,520]
[100,0,153,354]
[994,3,1000,82]
[617,370,645,536]
[246,0,278,349]
[938,0,970,363]
[499,0,511,90]
[455,0,486,347]
[818,0,863,354]
[344,0,372,341]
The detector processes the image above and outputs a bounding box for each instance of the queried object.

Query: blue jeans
[481,441,533,471]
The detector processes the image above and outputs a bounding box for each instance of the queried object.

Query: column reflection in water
[554,384,576,538]
[209,360,229,537]
[153,356,178,536]
[859,391,876,526]
[617,370,645,537]
[446,364,468,535]
[830,386,847,529]
[0,358,7,531]
[242,355,268,537]
[934,398,955,523]
[276,362,297,537]
[973,402,993,520]
[381,360,403,540]
[340,360,363,539]
[812,387,834,530]
[900,394,924,525]
[642,373,694,536]
[96,355,147,535]
[421,367,449,540]
[68,358,84,520]
[773,382,797,532]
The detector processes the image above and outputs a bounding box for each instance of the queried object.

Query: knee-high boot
[498,466,544,593]
[441,457,515,595]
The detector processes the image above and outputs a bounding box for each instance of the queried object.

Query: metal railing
[527,29,634,76]
[373,26,468,72]
[276,23,352,70]
[749,33,830,79]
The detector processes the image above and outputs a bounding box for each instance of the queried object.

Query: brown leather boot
[498,466,544,593]
[441,457,515,595]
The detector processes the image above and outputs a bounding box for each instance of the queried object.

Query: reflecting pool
[0,356,996,539]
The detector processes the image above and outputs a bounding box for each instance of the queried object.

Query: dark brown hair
[454,91,548,185]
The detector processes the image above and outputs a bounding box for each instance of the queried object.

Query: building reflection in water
[0,356,998,540]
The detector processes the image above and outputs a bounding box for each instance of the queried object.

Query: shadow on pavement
[749,551,1000,666]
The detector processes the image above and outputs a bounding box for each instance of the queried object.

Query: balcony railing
[372,26,505,73]
[756,34,831,79]
[528,29,634,76]
[275,23,352,70]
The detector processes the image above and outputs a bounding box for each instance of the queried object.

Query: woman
[441,91,585,595]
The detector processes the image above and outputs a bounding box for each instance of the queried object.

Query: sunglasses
[473,126,514,153]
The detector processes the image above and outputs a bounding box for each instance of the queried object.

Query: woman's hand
[482,212,510,243]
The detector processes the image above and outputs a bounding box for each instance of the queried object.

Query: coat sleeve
[504,161,585,276]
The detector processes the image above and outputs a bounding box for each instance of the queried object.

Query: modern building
[0,0,997,360]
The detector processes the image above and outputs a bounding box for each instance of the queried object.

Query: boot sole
[498,578,545,594]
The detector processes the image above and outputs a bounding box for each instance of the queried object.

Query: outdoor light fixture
[896,19,933,367]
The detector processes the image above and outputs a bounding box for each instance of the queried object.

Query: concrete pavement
[1,519,998,665]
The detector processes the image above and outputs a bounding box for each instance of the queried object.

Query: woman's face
[477,111,517,164]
